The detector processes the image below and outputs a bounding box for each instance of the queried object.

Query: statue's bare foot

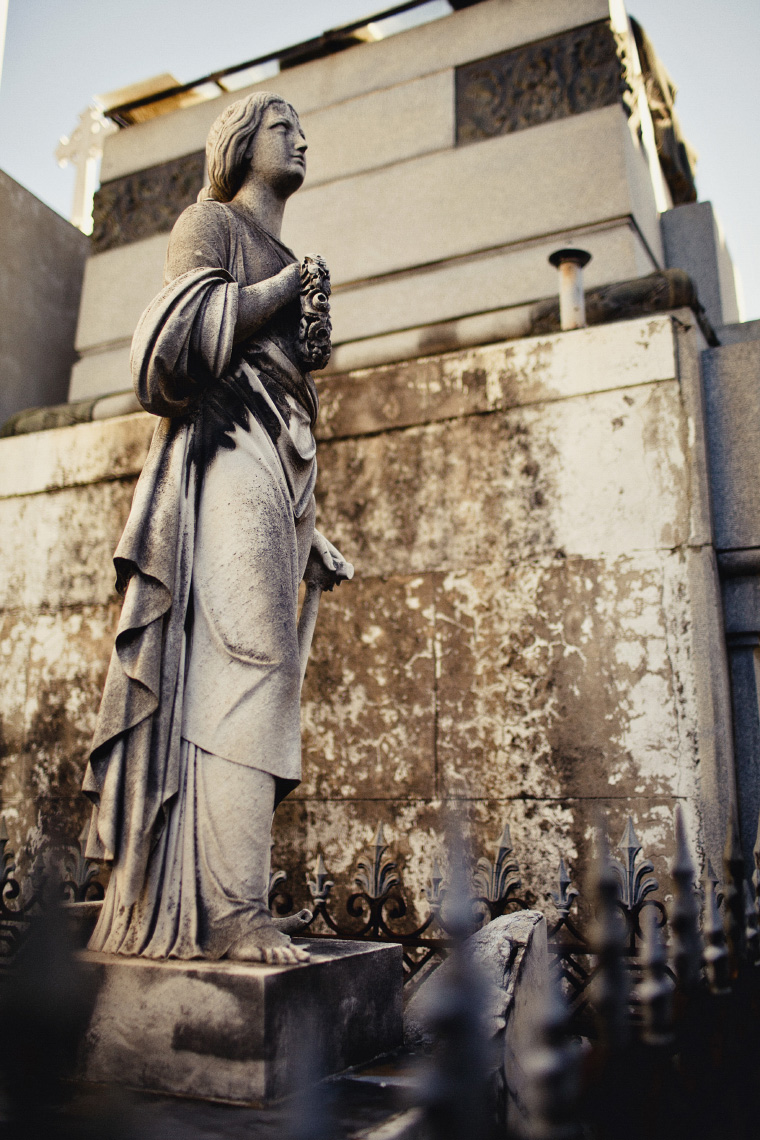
[272,909,313,936]
[227,921,310,965]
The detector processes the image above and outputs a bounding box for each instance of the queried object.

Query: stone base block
[77,939,402,1104]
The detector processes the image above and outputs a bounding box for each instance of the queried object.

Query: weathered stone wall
[0,314,734,913]
[0,170,89,427]
[0,418,150,867]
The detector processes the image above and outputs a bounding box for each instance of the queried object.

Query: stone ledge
[77,939,402,1104]
[0,315,678,494]
[0,413,152,500]
[317,313,677,441]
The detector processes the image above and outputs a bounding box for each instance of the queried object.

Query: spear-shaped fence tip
[722,808,746,967]
[638,906,673,1046]
[671,804,693,875]
[619,815,640,856]
[373,821,386,851]
[0,815,7,843]
[523,967,581,1138]
[590,817,629,1050]
[78,819,90,850]
[703,874,731,995]
[669,803,701,989]
[706,856,719,890]
[496,820,512,854]
[315,852,327,877]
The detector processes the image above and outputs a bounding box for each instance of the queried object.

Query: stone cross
[55,106,116,233]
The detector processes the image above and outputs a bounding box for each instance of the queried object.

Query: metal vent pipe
[548,248,592,330]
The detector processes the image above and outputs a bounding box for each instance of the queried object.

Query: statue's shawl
[82,266,239,905]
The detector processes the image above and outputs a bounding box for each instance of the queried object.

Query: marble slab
[77,939,402,1104]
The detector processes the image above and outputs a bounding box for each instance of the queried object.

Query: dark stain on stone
[417,323,461,356]
[459,368,488,397]
[172,1017,262,1061]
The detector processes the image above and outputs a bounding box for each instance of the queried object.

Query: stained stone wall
[0,313,734,910]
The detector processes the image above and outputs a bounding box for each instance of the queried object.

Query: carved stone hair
[199,91,298,203]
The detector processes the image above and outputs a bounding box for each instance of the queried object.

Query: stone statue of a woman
[81,92,352,965]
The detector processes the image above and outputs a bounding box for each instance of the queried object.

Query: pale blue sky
[0,0,757,319]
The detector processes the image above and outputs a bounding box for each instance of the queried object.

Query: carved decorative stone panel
[455,21,628,145]
[91,151,205,254]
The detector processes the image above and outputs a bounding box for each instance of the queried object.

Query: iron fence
[2,802,760,1138]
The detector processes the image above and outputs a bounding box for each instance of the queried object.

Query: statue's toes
[235,944,266,962]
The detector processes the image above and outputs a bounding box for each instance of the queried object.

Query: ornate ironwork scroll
[6,800,760,1055]
[455,20,629,146]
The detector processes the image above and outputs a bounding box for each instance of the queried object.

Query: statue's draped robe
[83,202,318,958]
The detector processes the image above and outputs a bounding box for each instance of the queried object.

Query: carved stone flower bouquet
[296,254,332,371]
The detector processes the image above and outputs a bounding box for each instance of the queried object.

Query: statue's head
[201,91,305,203]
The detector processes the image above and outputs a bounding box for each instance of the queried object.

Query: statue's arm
[234,264,301,344]
[166,204,302,345]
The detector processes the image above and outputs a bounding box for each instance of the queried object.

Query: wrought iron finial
[373,821,387,856]
[610,816,658,910]
[441,835,476,942]
[620,815,638,857]
[425,857,446,916]
[472,819,522,919]
[61,823,104,904]
[417,899,490,1140]
[0,815,13,880]
[703,874,730,995]
[706,857,723,907]
[523,968,582,1139]
[77,820,89,851]
[269,867,287,896]
[722,810,746,969]
[354,823,400,900]
[0,814,19,926]
[307,854,334,904]
[551,856,579,917]
[495,820,512,857]
[591,824,629,1050]
[638,905,674,1046]
[669,804,702,989]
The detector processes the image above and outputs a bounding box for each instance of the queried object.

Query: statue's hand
[306,529,354,591]
[278,262,302,303]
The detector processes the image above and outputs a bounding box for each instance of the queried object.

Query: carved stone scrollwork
[91,151,205,254]
[455,20,630,145]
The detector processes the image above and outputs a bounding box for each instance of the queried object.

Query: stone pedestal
[77,939,402,1104]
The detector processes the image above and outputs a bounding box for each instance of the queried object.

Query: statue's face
[247,104,307,197]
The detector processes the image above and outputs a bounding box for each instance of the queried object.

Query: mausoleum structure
[0,171,88,426]
[66,0,742,401]
[1,0,759,926]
